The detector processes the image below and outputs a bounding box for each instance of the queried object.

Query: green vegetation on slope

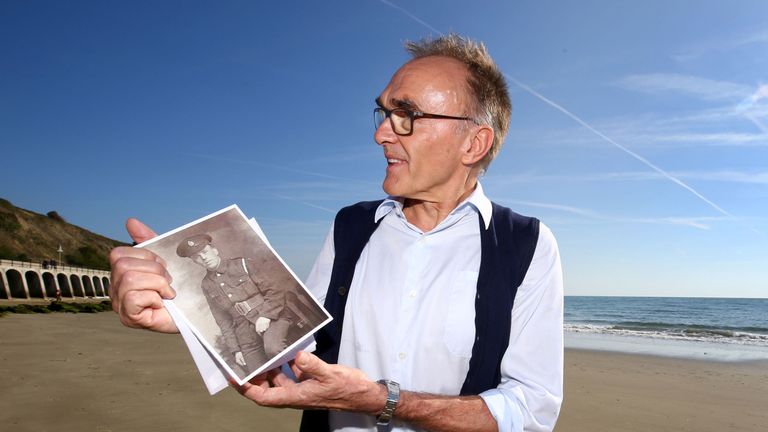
[0,198,127,270]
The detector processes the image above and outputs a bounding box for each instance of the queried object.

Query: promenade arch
[43,272,58,298]
[0,275,7,299]
[82,276,94,297]
[57,273,73,298]
[26,271,44,298]
[92,277,104,297]
[102,277,110,296]
[70,274,84,297]
[7,269,26,298]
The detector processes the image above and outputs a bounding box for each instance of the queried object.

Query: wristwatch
[376,379,400,426]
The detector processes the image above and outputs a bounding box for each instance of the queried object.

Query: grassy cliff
[0,198,127,270]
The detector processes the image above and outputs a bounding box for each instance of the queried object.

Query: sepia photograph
[137,205,330,384]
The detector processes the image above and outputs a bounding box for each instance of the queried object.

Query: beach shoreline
[1,313,766,431]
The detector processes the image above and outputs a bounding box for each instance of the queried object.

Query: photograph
[137,205,331,383]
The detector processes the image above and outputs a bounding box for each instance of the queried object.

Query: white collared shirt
[305,183,564,432]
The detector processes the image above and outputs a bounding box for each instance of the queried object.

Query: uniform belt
[233,294,265,316]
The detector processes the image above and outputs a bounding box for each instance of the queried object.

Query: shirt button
[408,290,417,298]
[398,352,406,360]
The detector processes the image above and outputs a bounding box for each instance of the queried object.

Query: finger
[293,351,330,380]
[238,382,296,407]
[115,268,176,300]
[126,218,158,244]
[234,380,267,400]
[118,289,176,332]
[268,368,296,388]
[289,359,305,381]
[110,246,168,269]
[247,372,272,390]
[111,254,172,283]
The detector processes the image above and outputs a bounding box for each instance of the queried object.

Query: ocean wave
[564,323,768,347]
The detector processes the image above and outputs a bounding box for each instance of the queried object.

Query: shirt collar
[374,181,492,230]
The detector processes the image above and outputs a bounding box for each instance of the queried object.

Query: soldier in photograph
[176,234,292,371]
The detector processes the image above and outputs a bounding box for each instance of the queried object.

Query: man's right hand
[108,218,179,333]
[235,351,247,366]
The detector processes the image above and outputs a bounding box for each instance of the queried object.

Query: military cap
[176,233,213,257]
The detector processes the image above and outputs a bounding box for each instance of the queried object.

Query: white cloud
[616,73,752,101]
[672,29,768,62]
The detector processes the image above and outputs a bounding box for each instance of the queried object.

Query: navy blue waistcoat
[300,200,539,432]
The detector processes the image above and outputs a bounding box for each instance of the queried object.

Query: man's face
[191,244,221,270]
[375,56,475,201]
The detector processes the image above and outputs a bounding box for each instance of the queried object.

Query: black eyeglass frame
[373,106,474,136]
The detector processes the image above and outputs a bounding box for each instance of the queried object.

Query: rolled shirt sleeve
[480,223,564,432]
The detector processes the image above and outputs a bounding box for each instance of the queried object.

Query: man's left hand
[254,317,271,334]
[233,351,386,415]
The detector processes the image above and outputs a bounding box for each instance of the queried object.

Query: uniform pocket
[442,270,478,358]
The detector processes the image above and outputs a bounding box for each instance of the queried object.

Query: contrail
[270,193,337,214]
[506,77,732,216]
[377,0,734,218]
[378,0,442,35]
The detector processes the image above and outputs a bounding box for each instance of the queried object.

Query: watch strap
[376,379,400,426]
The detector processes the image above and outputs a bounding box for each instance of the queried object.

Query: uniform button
[228,293,233,298]
[408,290,417,298]
[239,278,244,282]
[398,352,406,360]
[220,283,225,287]
[216,273,222,277]
[338,286,347,296]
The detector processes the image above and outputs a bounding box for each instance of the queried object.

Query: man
[176,233,292,371]
[109,34,563,432]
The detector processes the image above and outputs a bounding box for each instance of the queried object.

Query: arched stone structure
[26,271,44,298]
[82,276,95,297]
[70,274,84,297]
[43,272,58,297]
[7,269,26,298]
[0,260,110,302]
[93,276,104,297]
[57,273,73,298]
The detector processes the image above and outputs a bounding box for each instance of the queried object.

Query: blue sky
[2,1,766,298]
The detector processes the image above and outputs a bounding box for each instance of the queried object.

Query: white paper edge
[165,299,229,395]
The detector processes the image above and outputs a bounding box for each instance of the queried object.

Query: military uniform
[177,234,293,372]
[202,257,292,367]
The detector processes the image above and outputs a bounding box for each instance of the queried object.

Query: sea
[564,296,768,362]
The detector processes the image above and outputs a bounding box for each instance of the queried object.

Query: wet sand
[1,313,766,431]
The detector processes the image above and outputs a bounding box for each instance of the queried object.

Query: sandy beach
[1,313,766,432]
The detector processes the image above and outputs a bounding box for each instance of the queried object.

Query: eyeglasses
[374,106,473,136]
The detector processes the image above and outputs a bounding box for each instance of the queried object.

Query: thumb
[126,218,158,244]
[295,351,329,379]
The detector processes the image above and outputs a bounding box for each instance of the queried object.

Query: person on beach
[109,34,564,432]
[176,233,293,372]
